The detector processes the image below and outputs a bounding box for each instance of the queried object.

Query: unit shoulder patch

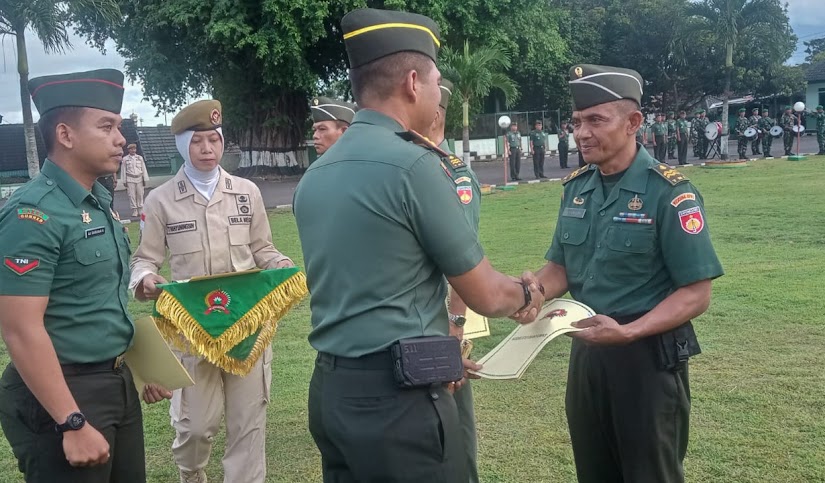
[652,163,689,186]
[562,165,592,185]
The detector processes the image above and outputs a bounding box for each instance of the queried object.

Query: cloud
[786,0,825,28]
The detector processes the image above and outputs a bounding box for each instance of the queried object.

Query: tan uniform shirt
[129,167,291,289]
[121,154,150,184]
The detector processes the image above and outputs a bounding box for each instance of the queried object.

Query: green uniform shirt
[780,113,795,130]
[651,122,668,137]
[811,112,825,131]
[529,130,546,149]
[294,110,485,357]
[559,127,570,146]
[735,116,750,135]
[676,119,690,138]
[0,160,134,363]
[546,148,724,316]
[667,119,676,137]
[749,115,761,128]
[440,140,481,231]
[757,116,775,133]
[506,131,521,149]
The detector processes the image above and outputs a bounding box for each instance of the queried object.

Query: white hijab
[175,127,223,201]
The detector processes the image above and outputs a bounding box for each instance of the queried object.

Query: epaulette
[18,176,57,207]
[397,130,466,169]
[651,163,689,186]
[561,165,593,185]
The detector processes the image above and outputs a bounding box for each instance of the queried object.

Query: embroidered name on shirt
[84,226,106,238]
[166,221,197,234]
[228,216,252,225]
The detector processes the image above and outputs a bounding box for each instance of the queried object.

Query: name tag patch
[228,216,252,225]
[562,207,586,218]
[166,221,197,234]
[4,257,40,275]
[84,226,106,238]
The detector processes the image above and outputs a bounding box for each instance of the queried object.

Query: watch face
[454,316,467,327]
[68,413,85,429]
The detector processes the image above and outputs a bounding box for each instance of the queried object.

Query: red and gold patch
[17,208,48,224]
[204,289,231,314]
[678,207,704,235]
[457,186,473,205]
[4,257,40,275]
[670,192,696,207]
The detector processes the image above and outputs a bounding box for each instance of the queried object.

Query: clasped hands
[509,271,545,325]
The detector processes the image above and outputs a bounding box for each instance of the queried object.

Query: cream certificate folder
[470,299,594,380]
[462,308,491,339]
[124,316,195,394]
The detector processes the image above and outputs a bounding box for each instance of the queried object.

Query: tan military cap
[171,99,222,135]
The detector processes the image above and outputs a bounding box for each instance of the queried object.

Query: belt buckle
[113,354,126,370]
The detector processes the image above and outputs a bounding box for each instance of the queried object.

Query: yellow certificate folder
[124,316,195,394]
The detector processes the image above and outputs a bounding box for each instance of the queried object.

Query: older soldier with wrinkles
[131,100,294,483]
[310,96,357,155]
[517,64,724,483]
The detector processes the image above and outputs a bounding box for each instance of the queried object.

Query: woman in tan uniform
[130,100,293,483]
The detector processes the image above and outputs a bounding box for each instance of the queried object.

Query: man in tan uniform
[129,100,293,483]
[121,143,149,217]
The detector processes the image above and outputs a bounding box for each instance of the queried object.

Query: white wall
[460,134,575,157]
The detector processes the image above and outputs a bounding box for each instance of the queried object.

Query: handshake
[508,271,547,325]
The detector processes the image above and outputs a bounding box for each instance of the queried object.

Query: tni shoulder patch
[652,163,689,186]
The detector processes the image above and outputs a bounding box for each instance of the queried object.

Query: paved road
[4,136,820,216]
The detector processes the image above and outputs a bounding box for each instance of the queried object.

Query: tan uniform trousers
[170,345,272,483]
[126,179,145,211]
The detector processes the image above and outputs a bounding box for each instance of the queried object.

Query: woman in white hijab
[129,100,293,483]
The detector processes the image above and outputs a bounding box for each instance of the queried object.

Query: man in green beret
[294,8,545,482]
[810,105,825,155]
[748,107,762,156]
[757,109,776,158]
[666,111,677,160]
[530,119,547,178]
[521,64,723,483]
[504,121,522,181]
[651,113,668,163]
[676,110,690,165]
[780,105,796,156]
[735,107,750,160]
[310,96,357,155]
[0,68,167,482]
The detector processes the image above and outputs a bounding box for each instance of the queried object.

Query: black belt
[61,355,126,376]
[316,351,391,370]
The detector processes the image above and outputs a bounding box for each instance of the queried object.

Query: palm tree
[0,0,120,178]
[439,41,519,161]
[686,0,790,161]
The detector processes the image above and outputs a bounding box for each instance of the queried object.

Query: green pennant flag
[153,268,307,375]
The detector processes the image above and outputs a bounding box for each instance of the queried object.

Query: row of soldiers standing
[736,105,825,159]
[651,111,690,165]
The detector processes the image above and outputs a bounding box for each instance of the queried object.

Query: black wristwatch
[55,412,86,434]
[517,281,532,312]
[448,313,467,327]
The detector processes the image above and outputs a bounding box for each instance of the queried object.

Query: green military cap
[762,108,769,113]
[310,96,357,124]
[28,68,124,116]
[341,8,441,69]
[439,79,454,111]
[568,64,643,111]
[752,107,759,112]
[698,109,706,114]
[784,105,792,110]
[667,111,674,116]
[817,105,824,110]
[738,108,746,113]
[171,99,222,135]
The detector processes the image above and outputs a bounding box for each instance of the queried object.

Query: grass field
[1,157,824,482]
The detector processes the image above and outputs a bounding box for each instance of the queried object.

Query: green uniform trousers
[737,136,748,159]
[817,130,824,153]
[667,136,676,159]
[653,136,667,163]
[565,336,690,483]
[677,138,689,165]
[454,381,478,483]
[762,134,773,157]
[0,362,145,483]
[751,136,761,155]
[308,352,467,483]
[783,130,794,154]
[558,142,569,169]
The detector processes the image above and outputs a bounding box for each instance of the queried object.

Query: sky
[1,0,824,125]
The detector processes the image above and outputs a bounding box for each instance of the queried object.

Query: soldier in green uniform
[310,96,357,155]
[810,105,825,155]
[695,109,710,160]
[666,111,677,160]
[651,113,668,163]
[530,119,547,178]
[735,108,750,159]
[676,110,690,165]
[758,108,776,158]
[558,120,571,169]
[0,69,168,482]
[505,121,522,180]
[524,63,724,483]
[428,78,483,483]
[749,107,762,155]
[780,105,796,156]
[293,9,545,482]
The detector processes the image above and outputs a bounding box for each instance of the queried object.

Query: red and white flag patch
[4,257,40,275]
[678,207,704,235]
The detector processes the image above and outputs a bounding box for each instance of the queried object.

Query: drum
[792,125,805,133]
[704,122,721,140]
[743,127,758,139]
[769,125,783,137]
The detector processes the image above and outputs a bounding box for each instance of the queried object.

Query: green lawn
[1,158,825,482]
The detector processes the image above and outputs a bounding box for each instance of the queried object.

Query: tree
[804,37,825,64]
[439,41,518,159]
[0,0,120,178]
[686,0,793,160]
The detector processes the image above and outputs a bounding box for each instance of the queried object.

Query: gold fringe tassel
[154,271,308,376]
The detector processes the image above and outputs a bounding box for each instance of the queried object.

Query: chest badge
[627,195,643,211]
[81,210,92,224]
[573,196,585,205]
